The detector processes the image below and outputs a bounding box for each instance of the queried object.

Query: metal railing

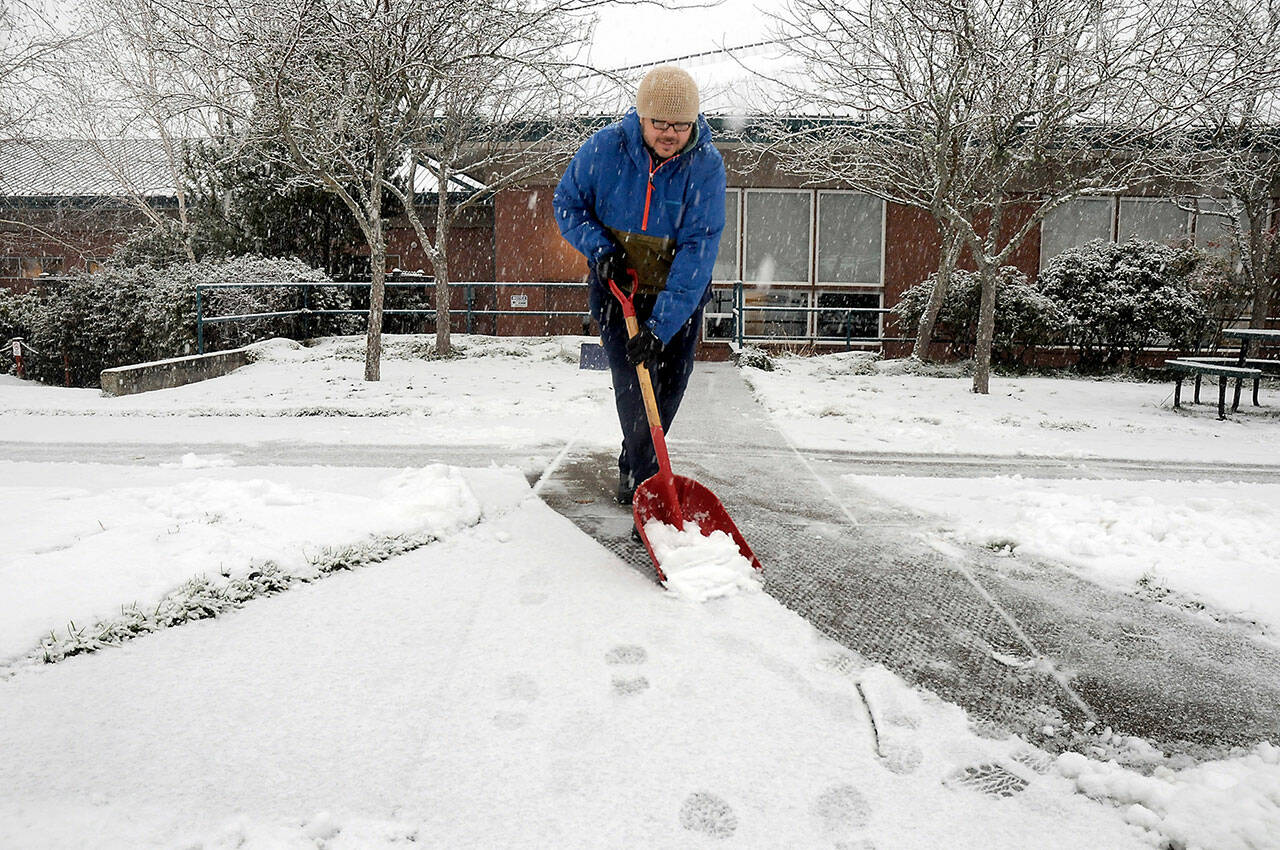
[194,279,914,353]
[711,282,904,349]
[194,280,593,353]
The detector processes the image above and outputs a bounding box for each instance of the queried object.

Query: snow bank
[0,463,489,664]
[1057,742,1280,849]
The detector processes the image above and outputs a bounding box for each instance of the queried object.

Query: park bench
[1165,358,1263,419]
[1175,357,1280,408]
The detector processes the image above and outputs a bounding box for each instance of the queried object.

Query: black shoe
[616,471,635,505]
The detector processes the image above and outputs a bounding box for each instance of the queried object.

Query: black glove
[596,251,629,289]
[626,326,664,366]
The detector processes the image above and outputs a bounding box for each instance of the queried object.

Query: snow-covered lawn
[0,335,617,447]
[742,350,1280,463]
[2,337,1278,849]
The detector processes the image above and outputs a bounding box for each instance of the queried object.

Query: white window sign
[510,294,528,308]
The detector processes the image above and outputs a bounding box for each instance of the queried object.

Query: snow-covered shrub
[893,266,1063,366]
[1174,248,1249,353]
[17,256,361,387]
[1037,240,1204,371]
[733,345,775,371]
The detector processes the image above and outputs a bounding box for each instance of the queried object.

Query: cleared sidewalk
[541,362,1280,758]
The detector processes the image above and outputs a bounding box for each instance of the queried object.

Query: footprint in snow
[491,673,540,730]
[679,791,738,839]
[501,673,540,703]
[606,644,649,696]
[812,783,872,848]
[879,742,923,775]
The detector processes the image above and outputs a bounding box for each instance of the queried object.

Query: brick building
[1,133,1257,357]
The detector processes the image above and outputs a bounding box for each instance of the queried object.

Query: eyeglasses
[648,118,693,133]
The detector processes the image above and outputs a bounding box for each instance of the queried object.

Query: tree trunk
[1244,207,1274,358]
[364,213,386,382]
[434,163,453,355]
[434,255,451,355]
[913,231,962,361]
[972,262,998,394]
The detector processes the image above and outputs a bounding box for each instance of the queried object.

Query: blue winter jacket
[554,109,726,344]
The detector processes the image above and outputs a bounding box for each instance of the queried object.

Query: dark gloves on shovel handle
[603,264,662,364]
[596,251,629,292]
[626,326,664,366]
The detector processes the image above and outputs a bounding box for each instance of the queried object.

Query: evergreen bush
[1037,239,1204,370]
[6,255,361,387]
[893,266,1063,366]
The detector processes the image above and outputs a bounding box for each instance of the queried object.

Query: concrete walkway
[538,362,1280,759]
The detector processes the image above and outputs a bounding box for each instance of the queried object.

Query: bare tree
[0,1,84,250]
[222,0,609,376]
[0,1,72,136]
[223,0,468,381]
[761,0,1202,392]
[48,0,246,262]
[1173,0,1280,350]
[381,0,600,356]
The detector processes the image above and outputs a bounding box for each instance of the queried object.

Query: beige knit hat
[636,66,700,124]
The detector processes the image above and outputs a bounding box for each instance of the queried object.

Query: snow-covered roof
[0,138,490,200]
[393,153,489,196]
[0,138,180,198]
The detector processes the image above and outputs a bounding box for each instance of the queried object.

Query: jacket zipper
[642,152,678,232]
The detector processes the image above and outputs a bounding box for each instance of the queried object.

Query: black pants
[598,298,703,491]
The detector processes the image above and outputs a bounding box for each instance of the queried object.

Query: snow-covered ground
[2,336,1278,849]
[741,351,1280,638]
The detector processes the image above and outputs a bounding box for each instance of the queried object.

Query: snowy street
[2,336,1279,849]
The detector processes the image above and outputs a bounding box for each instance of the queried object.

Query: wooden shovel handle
[606,274,663,433]
[607,274,682,527]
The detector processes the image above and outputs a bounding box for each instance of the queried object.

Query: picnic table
[1166,328,1280,419]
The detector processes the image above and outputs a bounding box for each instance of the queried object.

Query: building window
[85,258,108,274]
[1192,200,1238,258]
[703,287,736,340]
[743,289,809,339]
[713,190,740,282]
[0,257,19,277]
[1040,197,1114,263]
[1118,198,1189,245]
[816,291,881,340]
[18,257,64,278]
[817,192,883,285]
[744,190,811,284]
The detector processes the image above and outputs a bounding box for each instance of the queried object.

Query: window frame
[815,190,886,288]
[1116,196,1192,245]
[742,188,814,287]
[712,188,743,283]
[1038,195,1116,268]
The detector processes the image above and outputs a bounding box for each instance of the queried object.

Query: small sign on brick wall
[510,294,528,308]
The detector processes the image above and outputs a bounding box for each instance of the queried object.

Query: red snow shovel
[607,275,762,581]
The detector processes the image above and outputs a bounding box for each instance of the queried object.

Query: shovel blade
[632,474,763,581]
